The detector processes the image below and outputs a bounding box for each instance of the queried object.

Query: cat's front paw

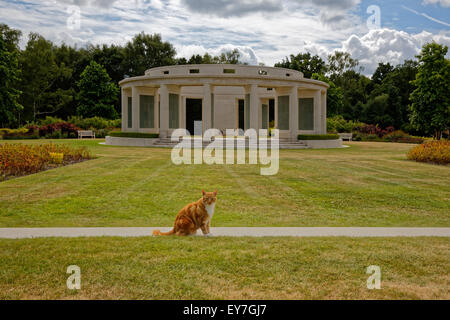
[205,233,214,237]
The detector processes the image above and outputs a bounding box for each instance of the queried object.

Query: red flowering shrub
[37,122,80,137]
[383,130,424,144]
[356,124,395,138]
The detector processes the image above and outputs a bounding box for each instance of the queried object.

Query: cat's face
[202,190,217,205]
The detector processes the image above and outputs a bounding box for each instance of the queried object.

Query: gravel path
[0,227,449,238]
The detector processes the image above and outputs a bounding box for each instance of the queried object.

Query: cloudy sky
[0,0,449,75]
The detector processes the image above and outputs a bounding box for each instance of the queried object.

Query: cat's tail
[152,229,175,236]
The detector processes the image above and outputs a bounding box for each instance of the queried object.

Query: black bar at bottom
[0,300,446,319]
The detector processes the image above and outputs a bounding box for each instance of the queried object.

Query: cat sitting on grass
[153,190,217,237]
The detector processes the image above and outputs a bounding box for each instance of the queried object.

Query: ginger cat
[153,190,217,236]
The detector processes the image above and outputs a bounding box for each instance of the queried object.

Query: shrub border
[108,132,159,139]
[298,134,340,140]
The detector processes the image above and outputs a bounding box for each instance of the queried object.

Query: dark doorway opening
[269,99,275,128]
[238,99,245,132]
[186,99,202,135]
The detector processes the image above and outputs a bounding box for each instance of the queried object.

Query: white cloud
[292,0,361,28]
[181,0,283,17]
[1,0,449,78]
[341,28,450,75]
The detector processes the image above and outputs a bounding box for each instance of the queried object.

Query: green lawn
[0,237,448,299]
[0,139,449,227]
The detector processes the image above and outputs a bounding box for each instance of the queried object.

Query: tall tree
[0,23,22,53]
[372,62,394,85]
[122,32,177,77]
[410,42,450,139]
[77,61,119,119]
[361,94,394,128]
[275,52,326,78]
[89,44,126,84]
[337,70,371,120]
[19,33,72,122]
[185,50,242,65]
[0,34,22,127]
[327,51,360,83]
[218,49,241,64]
[187,54,204,64]
[369,60,418,130]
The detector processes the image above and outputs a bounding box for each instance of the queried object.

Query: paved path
[0,227,449,239]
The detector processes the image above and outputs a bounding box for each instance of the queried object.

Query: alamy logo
[367,5,381,30]
[366,265,381,290]
[171,128,280,176]
[67,5,81,31]
[66,265,81,290]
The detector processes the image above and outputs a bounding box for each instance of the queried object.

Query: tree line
[0,23,448,138]
[275,49,449,138]
[0,24,243,128]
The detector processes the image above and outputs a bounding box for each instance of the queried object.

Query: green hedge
[298,134,340,140]
[109,132,159,139]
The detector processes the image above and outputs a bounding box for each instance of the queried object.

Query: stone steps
[152,139,309,149]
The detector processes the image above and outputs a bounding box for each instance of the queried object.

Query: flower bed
[0,143,93,181]
[0,116,122,140]
[407,140,450,165]
[383,130,424,144]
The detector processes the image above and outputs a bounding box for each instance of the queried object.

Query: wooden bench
[78,130,96,139]
[338,133,353,141]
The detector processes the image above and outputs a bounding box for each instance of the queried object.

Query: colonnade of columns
[122,83,327,140]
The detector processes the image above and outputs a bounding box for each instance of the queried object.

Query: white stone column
[314,89,322,134]
[132,86,139,131]
[154,88,160,130]
[274,89,279,129]
[203,83,212,133]
[180,96,186,129]
[121,88,127,132]
[321,90,327,134]
[289,86,299,141]
[249,84,260,132]
[159,84,169,139]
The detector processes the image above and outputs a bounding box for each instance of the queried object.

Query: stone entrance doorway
[186,98,202,135]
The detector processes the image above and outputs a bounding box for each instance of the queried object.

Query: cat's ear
[202,190,206,196]
[214,190,218,196]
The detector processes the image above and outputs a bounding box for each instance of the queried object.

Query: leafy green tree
[0,34,22,127]
[122,32,177,77]
[391,60,419,113]
[337,70,371,120]
[176,57,188,65]
[89,44,126,85]
[410,42,450,139]
[275,52,327,78]
[77,61,119,119]
[327,51,361,82]
[19,33,72,122]
[361,94,394,127]
[372,62,394,85]
[187,54,202,64]
[0,24,22,53]
[185,50,242,65]
[369,60,418,130]
[53,45,82,119]
[311,73,344,116]
[87,44,126,115]
[218,49,241,64]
